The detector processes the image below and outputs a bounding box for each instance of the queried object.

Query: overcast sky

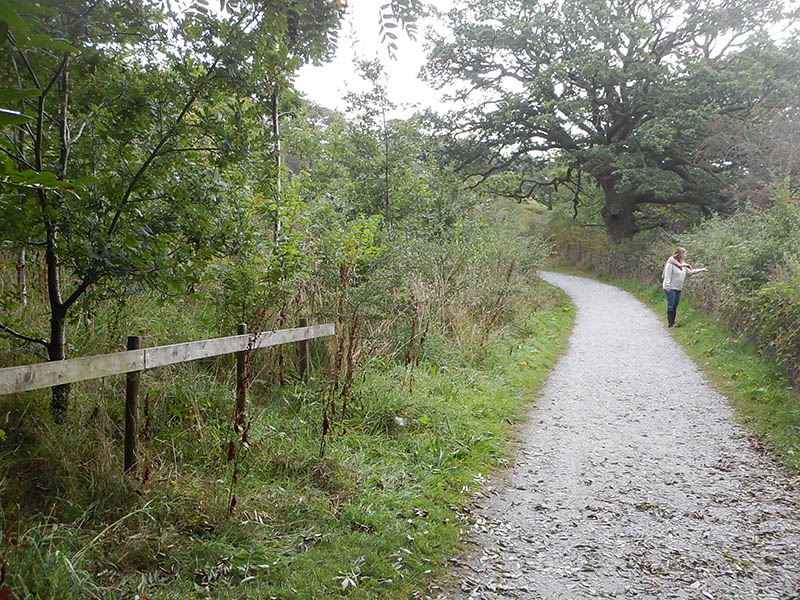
[294,1,453,117]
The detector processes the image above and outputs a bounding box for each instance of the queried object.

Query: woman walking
[662,247,707,327]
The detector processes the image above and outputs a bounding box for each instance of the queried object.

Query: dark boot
[667,310,675,327]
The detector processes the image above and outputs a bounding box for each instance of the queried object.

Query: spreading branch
[0,323,48,348]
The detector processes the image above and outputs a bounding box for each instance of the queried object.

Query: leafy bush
[747,256,800,382]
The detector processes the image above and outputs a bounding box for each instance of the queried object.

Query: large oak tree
[425,0,799,241]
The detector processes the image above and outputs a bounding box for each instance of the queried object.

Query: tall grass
[0,282,574,599]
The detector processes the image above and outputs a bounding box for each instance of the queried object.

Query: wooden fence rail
[0,322,335,473]
[0,324,334,396]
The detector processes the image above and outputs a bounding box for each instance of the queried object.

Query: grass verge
[1,281,574,599]
[551,265,800,474]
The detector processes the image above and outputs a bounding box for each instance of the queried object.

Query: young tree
[343,60,399,224]
[0,0,344,417]
[425,0,800,241]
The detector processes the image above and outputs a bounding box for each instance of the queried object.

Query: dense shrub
[750,268,800,382]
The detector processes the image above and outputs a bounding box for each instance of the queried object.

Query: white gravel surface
[446,272,800,600]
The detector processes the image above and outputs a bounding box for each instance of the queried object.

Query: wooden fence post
[235,322,247,429]
[124,335,142,474]
[297,317,309,377]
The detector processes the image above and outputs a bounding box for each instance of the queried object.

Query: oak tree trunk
[599,181,637,243]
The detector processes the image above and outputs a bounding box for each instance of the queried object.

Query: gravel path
[445,272,800,600]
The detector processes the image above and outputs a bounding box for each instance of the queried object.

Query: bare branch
[0,145,35,170]
[62,273,96,312]
[156,146,219,156]
[0,323,48,348]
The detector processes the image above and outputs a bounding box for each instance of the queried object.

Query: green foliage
[378,0,425,59]
[425,0,800,241]
[750,268,800,380]
[0,3,574,598]
[681,199,800,381]
[0,0,356,414]
[0,276,573,599]
[687,201,799,290]
[0,18,567,590]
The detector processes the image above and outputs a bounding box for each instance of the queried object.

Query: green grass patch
[551,265,800,473]
[1,282,574,599]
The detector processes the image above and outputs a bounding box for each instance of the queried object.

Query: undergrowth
[0,282,574,599]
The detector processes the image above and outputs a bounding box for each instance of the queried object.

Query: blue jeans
[664,289,681,312]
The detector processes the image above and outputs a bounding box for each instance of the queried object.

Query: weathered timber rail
[0,324,334,395]
[0,322,335,472]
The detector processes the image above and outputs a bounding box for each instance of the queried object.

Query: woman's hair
[671,247,686,260]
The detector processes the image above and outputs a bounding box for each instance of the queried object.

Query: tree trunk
[17,249,27,307]
[599,181,637,243]
[382,105,391,227]
[271,89,281,239]
[44,220,70,420]
[49,309,69,419]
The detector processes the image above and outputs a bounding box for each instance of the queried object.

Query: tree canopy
[425,0,800,241]
[0,0,425,416]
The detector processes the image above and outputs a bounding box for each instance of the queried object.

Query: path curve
[445,272,800,600]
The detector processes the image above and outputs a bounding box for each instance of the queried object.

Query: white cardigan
[662,262,703,291]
